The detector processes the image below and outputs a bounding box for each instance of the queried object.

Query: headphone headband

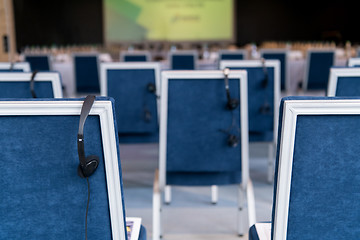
[30,71,38,98]
[223,68,239,110]
[261,58,269,88]
[77,95,96,167]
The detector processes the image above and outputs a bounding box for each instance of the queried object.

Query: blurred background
[1,0,359,61]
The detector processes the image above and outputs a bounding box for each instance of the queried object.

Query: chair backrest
[73,53,100,93]
[0,62,31,72]
[218,49,248,61]
[0,72,63,98]
[303,49,335,91]
[168,50,198,70]
[260,49,289,91]
[348,57,360,67]
[24,54,52,71]
[327,67,360,96]
[220,60,280,142]
[0,98,127,240]
[272,97,360,240]
[159,70,249,189]
[120,50,151,62]
[100,62,160,143]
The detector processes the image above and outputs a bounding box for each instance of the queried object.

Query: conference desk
[50,54,347,97]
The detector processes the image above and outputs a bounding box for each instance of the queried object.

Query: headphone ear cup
[144,109,152,122]
[261,76,268,88]
[147,83,156,93]
[78,155,99,178]
[228,134,239,148]
[259,102,271,114]
[227,98,239,110]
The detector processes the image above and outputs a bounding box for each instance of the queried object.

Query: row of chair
[1,59,360,239]
[0,60,281,179]
[18,48,343,96]
[3,56,360,183]
[0,68,258,239]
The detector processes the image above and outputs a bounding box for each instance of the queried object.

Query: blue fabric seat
[24,54,51,71]
[0,72,63,98]
[0,62,31,72]
[218,49,248,61]
[220,60,280,182]
[152,70,256,240]
[0,97,146,240]
[327,67,360,96]
[249,96,360,239]
[348,57,360,67]
[168,50,198,70]
[73,54,100,94]
[219,60,280,143]
[0,69,23,72]
[303,49,335,91]
[100,62,160,143]
[120,51,151,62]
[260,49,288,91]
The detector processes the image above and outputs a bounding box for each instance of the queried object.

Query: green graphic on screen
[104,0,233,42]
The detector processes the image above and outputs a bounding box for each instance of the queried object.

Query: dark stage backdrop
[235,0,358,46]
[13,0,103,52]
[13,0,359,51]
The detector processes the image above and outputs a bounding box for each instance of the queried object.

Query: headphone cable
[219,110,240,136]
[85,177,90,240]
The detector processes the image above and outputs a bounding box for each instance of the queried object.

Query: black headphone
[223,68,239,110]
[77,95,99,178]
[30,71,38,98]
[260,58,269,88]
[259,58,271,115]
[222,68,240,147]
[143,82,157,122]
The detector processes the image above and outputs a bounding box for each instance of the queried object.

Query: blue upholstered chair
[220,60,281,182]
[73,53,100,94]
[100,62,160,143]
[327,67,360,96]
[260,49,289,92]
[0,72,63,98]
[302,49,335,91]
[153,70,256,240]
[0,97,146,240]
[24,54,52,71]
[120,50,151,62]
[0,62,31,72]
[249,96,360,240]
[168,50,198,70]
[218,49,248,61]
[348,57,360,67]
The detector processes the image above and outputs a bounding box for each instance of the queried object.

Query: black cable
[219,110,240,135]
[85,177,90,240]
[260,58,271,114]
